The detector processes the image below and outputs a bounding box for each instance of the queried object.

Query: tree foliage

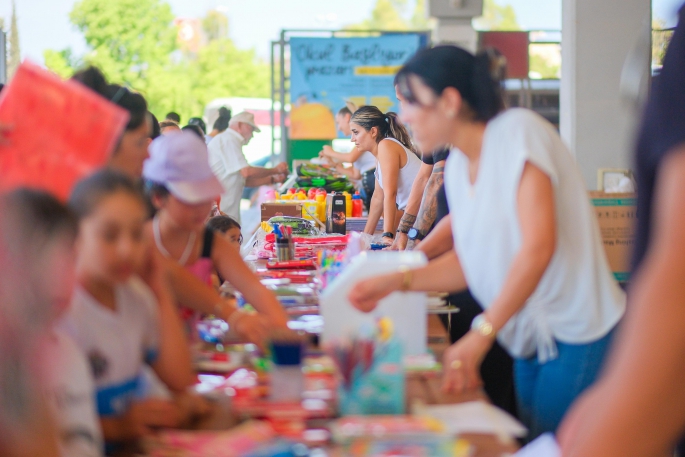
[43,0,269,122]
[345,0,430,31]
[8,0,20,79]
[473,0,521,31]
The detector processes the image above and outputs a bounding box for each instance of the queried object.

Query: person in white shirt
[350,106,423,244]
[207,111,289,222]
[348,45,625,440]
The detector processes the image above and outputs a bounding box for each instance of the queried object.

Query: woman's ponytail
[471,48,507,122]
[386,112,419,156]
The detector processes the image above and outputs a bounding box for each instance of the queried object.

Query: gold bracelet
[398,265,412,292]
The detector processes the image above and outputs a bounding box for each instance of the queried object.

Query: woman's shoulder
[378,137,406,155]
[490,108,550,131]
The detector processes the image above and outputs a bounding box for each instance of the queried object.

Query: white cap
[143,131,224,204]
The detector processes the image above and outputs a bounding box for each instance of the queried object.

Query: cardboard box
[261,201,303,221]
[589,192,637,283]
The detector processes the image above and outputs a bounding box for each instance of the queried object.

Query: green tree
[202,9,229,42]
[8,0,20,79]
[43,2,270,122]
[346,0,410,31]
[652,18,673,67]
[69,0,177,87]
[474,0,521,31]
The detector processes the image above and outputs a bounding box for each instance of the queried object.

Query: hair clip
[385,117,389,123]
[110,86,128,104]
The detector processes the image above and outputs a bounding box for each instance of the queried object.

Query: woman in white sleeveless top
[351,106,422,244]
[349,46,625,439]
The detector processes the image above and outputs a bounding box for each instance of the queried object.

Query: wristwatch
[471,313,496,338]
[381,231,395,239]
[407,228,426,241]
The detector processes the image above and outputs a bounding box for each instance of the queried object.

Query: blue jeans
[514,327,616,440]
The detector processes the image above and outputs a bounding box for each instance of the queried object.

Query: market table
[138,373,519,457]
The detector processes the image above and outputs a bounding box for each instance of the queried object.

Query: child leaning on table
[59,169,196,450]
[2,188,103,457]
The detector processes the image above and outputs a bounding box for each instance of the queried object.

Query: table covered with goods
[140,160,527,456]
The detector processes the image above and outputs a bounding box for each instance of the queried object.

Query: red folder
[0,61,129,201]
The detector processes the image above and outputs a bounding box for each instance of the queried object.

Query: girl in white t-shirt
[63,170,197,450]
[349,46,625,439]
[352,106,423,244]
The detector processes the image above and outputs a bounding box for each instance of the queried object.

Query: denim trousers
[514,327,616,440]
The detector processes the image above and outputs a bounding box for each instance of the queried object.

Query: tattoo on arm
[414,171,444,234]
[398,213,417,233]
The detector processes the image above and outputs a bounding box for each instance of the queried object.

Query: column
[428,0,484,53]
[560,0,651,189]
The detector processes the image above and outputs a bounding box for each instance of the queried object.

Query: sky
[1,0,683,64]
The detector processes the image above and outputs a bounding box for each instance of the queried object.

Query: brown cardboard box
[589,192,637,282]
[261,201,303,221]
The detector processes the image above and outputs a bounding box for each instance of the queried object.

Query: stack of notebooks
[346,217,383,233]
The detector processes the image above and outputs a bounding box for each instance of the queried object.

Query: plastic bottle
[343,191,352,218]
[352,192,363,218]
[315,193,327,223]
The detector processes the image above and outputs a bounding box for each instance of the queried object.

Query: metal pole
[0,31,7,84]
[270,40,276,163]
[279,29,287,164]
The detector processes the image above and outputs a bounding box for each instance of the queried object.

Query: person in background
[206,107,231,144]
[0,188,104,457]
[182,124,204,140]
[319,105,377,208]
[159,120,181,135]
[165,112,180,124]
[144,131,288,331]
[353,106,422,244]
[207,111,288,222]
[349,45,625,439]
[149,111,161,140]
[72,67,151,178]
[558,6,685,457]
[206,215,243,249]
[64,170,196,449]
[206,215,243,292]
[188,117,207,136]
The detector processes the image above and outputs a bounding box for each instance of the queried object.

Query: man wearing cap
[208,111,288,222]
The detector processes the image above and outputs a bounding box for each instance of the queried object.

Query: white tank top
[354,151,377,173]
[374,137,422,210]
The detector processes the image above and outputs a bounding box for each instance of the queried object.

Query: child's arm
[100,399,181,441]
[141,248,195,392]
[211,234,289,328]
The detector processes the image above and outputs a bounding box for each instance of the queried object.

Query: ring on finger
[450,360,463,370]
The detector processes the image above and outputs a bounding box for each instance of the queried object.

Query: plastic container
[352,192,363,218]
[270,340,304,402]
[315,193,327,223]
[343,191,352,218]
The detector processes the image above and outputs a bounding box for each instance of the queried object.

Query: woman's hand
[321,145,335,158]
[348,272,401,313]
[387,232,408,251]
[442,330,495,393]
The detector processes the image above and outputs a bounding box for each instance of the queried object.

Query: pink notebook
[0,61,128,201]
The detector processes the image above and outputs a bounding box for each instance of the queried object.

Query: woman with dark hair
[71,67,151,178]
[349,45,625,439]
[352,106,422,243]
[207,107,231,143]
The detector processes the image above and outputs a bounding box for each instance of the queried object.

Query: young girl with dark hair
[64,169,195,449]
[352,106,422,243]
[350,45,625,438]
